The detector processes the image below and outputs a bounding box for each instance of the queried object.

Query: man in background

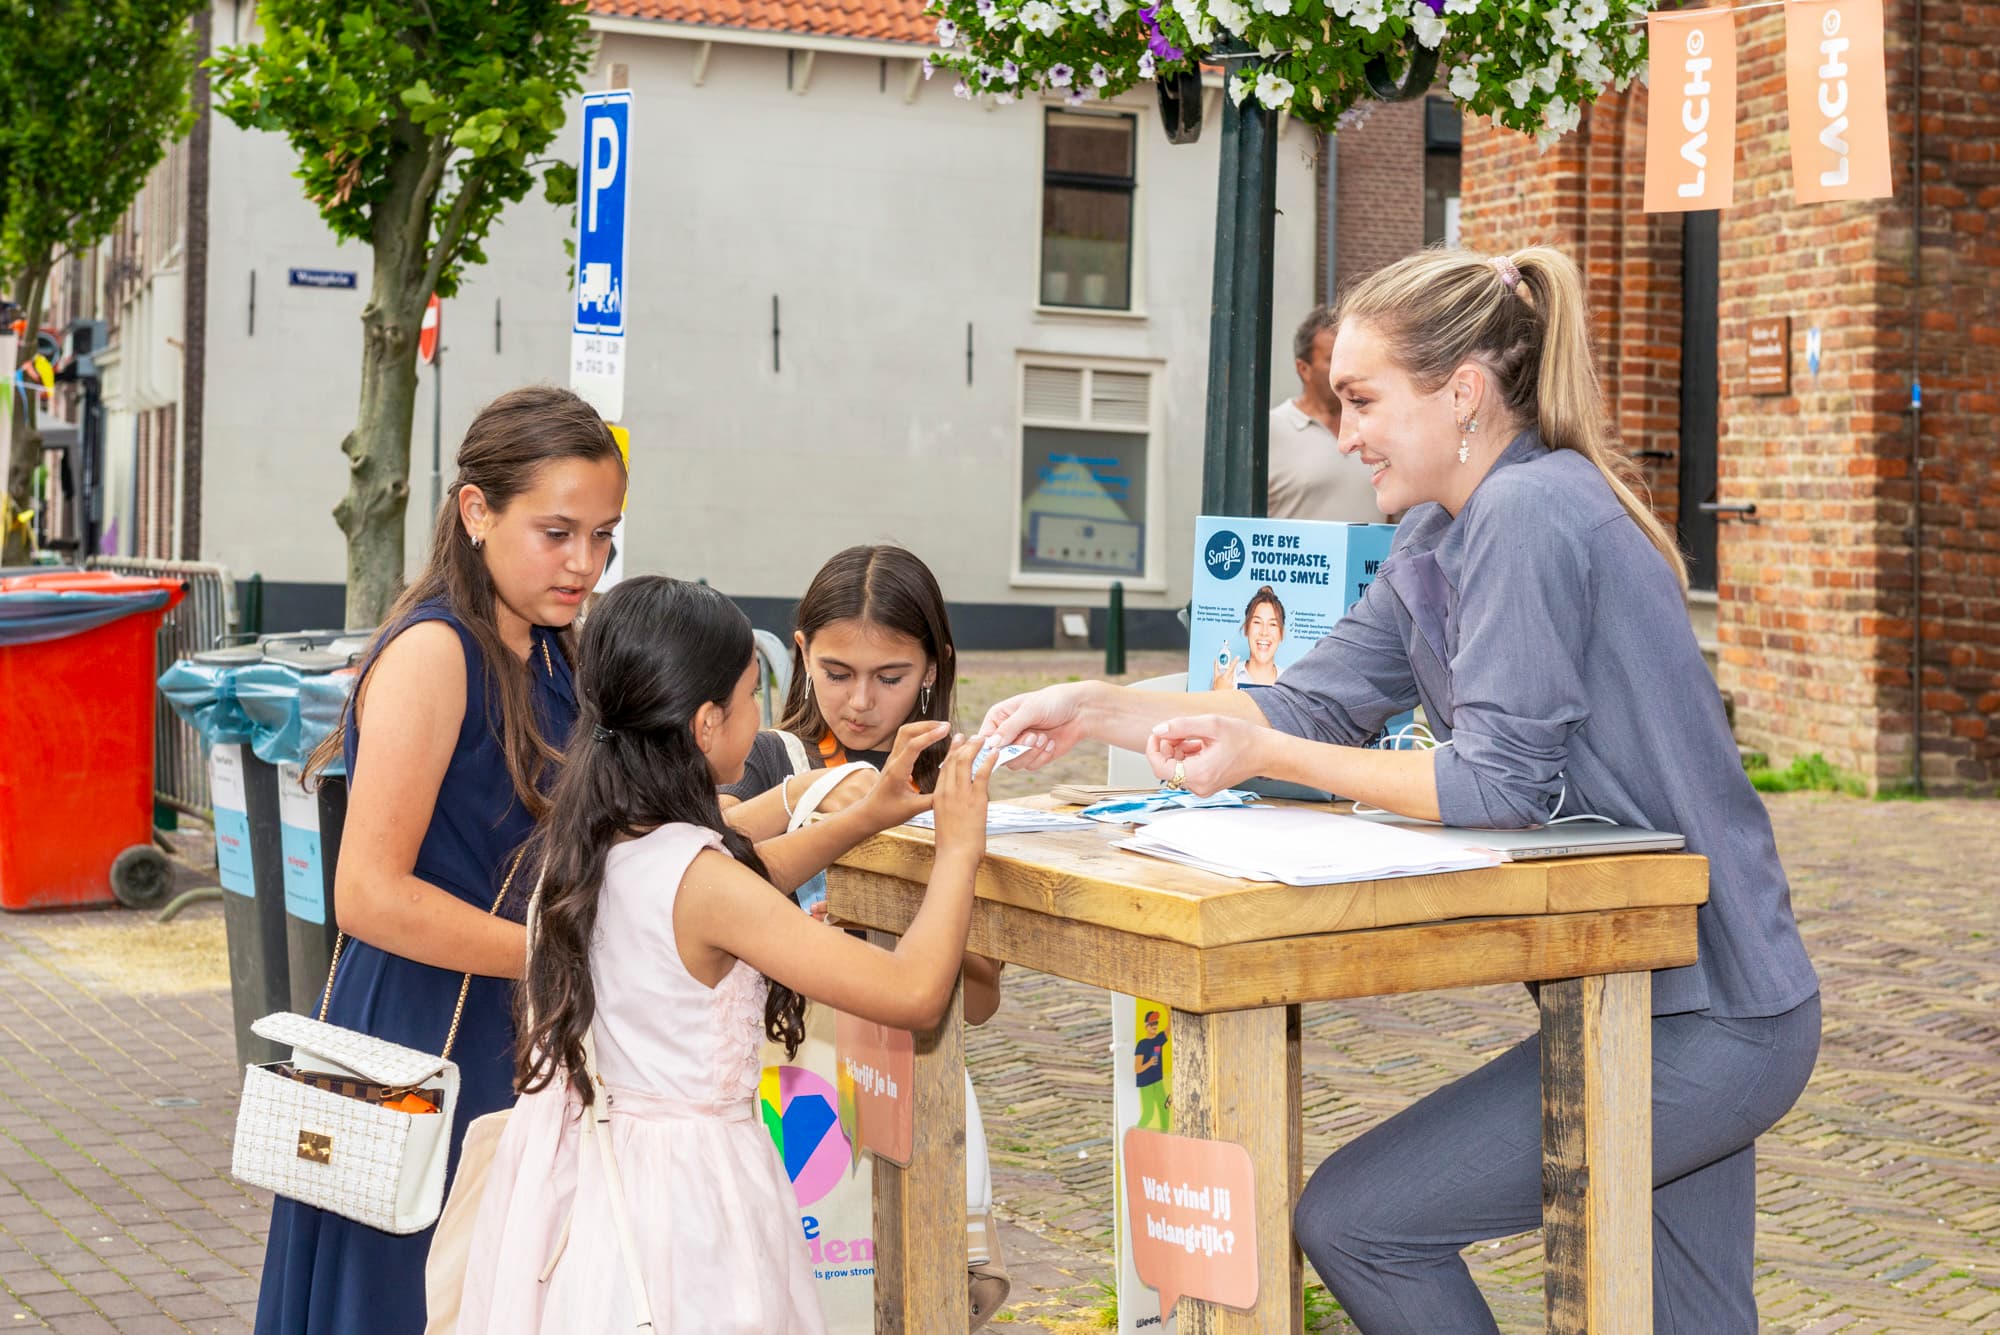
[1269,306,1383,523]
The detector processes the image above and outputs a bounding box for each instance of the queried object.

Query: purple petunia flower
[1137,5,1187,60]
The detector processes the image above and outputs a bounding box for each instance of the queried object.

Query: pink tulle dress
[456,824,825,1333]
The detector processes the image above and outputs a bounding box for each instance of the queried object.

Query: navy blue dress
[255,602,577,1335]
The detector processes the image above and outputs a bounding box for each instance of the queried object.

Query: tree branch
[419,169,488,299]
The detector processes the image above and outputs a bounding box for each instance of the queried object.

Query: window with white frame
[1040,110,1137,311]
[1017,361,1155,580]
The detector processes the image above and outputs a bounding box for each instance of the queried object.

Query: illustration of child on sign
[1134,1008,1171,1131]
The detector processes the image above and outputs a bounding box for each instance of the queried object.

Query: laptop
[1349,813,1686,861]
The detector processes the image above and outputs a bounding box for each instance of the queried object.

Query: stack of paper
[904,804,1094,836]
[1117,807,1504,885]
[1049,783,1163,805]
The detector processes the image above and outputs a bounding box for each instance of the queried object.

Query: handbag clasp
[297,1130,333,1164]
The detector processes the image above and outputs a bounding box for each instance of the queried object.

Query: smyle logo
[1815,8,1851,188]
[1204,530,1245,579]
[1677,28,1713,198]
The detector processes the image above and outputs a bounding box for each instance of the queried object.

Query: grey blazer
[1248,431,1818,1018]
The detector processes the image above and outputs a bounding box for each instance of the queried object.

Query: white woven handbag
[231,853,523,1235]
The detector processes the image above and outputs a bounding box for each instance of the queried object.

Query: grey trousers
[1295,995,1820,1334]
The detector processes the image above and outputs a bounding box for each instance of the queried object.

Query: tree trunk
[3,265,53,567]
[337,136,436,627]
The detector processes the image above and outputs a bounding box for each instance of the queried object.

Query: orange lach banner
[1644,7,1739,212]
[1786,0,1893,202]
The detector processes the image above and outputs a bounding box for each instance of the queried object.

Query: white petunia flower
[1253,70,1295,107]
[937,18,959,45]
[1001,58,1020,83]
[1048,61,1075,86]
[1442,0,1478,13]
[1019,0,1063,33]
[1138,50,1157,76]
[1091,62,1110,86]
[1257,0,1292,15]
[1229,71,1255,104]
[923,58,937,79]
[954,79,972,98]
[1576,44,1610,85]
[1506,74,1533,107]
[1536,125,1561,150]
[1409,3,1448,46]
[1106,0,1133,16]
[1209,0,1250,32]
[1573,0,1608,25]
[1448,63,1482,99]
[1535,59,1560,92]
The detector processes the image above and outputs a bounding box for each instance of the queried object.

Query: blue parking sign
[573,91,631,337]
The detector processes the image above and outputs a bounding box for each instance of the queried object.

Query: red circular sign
[419,294,441,364]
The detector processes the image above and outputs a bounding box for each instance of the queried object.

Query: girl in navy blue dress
[254,386,628,1334]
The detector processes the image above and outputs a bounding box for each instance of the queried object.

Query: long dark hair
[517,577,807,1107]
[307,386,625,818]
[777,545,956,792]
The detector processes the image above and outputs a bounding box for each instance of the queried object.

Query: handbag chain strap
[315,848,527,1064]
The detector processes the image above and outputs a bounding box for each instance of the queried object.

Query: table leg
[1540,971,1652,1334]
[870,955,967,1333]
[1166,1004,1303,1335]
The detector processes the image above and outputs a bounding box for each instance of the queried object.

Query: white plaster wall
[195,16,1320,611]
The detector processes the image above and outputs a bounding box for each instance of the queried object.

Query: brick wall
[1460,97,1683,529]
[1459,3,2000,791]
[1334,99,1426,290]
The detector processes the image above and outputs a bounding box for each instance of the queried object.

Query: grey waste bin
[257,635,365,1015]
[189,643,290,1069]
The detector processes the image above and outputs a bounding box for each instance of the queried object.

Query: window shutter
[1090,371,1150,427]
[1023,366,1085,422]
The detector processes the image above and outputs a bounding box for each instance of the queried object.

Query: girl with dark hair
[719,543,1005,1019]
[257,386,627,1334]
[455,577,990,1333]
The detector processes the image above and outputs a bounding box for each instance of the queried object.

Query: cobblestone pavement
[0,652,1994,1332]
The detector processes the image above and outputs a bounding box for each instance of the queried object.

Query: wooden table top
[833,797,1709,951]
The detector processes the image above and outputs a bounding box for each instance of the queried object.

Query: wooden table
[827,803,1707,1334]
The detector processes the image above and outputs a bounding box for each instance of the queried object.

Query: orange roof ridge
[593,0,935,45]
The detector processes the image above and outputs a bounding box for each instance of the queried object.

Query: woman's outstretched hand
[1145,715,1273,797]
[976,681,1093,772]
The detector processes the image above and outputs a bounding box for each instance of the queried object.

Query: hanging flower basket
[926,0,1647,146]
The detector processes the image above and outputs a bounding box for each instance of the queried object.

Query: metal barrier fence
[90,557,239,816]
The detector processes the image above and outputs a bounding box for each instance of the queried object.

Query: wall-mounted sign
[1748,317,1791,395]
[287,269,357,290]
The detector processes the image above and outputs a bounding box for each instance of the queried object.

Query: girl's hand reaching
[811,720,949,827]
[930,734,991,868]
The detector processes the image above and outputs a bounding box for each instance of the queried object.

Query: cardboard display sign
[833,1012,916,1168]
[1122,1129,1261,1317]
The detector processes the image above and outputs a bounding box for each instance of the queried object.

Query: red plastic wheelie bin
[0,571,187,910]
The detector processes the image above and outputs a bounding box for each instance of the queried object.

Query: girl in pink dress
[455,576,990,1333]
